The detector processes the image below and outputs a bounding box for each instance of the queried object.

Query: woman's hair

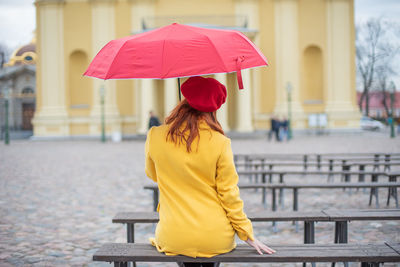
[165,99,224,152]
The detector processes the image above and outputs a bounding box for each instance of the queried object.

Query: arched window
[69,50,91,115]
[302,46,323,105]
[22,87,34,94]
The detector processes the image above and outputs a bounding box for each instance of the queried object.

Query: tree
[375,64,395,117]
[356,18,399,116]
[0,43,12,68]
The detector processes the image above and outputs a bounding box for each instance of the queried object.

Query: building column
[273,0,305,128]
[164,78,178,118]
[235,0,262,127]
[32,0,69,137]
[325,0,360,128]
[130,0,156,133]
[214,73,230,131]
[137,79,155,133]
[235,69,253,132]
[234,0,260,132]
[89,0,121,136]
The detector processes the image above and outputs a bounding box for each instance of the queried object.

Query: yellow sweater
[145,122,254,258]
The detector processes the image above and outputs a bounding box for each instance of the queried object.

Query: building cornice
[127,0,157,4]
[89,0,118,4]
[35,0,65,6]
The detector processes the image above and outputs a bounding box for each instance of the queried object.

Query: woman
[145,76,275,266]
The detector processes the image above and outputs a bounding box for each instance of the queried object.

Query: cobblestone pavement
[0,131,400,267]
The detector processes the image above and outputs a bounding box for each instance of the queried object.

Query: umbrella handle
[236,56,245,90]
[177,78,181,101]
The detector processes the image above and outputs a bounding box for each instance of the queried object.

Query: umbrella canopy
[84,23,268,89]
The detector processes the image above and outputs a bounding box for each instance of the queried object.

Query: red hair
[165,99,225,152]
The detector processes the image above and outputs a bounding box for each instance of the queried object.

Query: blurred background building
[0,38,36,139]
[32,0,361,138]
[357,91,400,119]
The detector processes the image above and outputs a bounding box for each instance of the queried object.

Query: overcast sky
[0,0,399,49]
[0,0,399,86]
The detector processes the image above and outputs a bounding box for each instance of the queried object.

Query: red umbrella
[84,23,268,90]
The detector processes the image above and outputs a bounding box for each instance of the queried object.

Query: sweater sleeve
[215,138,254,241]
[145,127,157,182]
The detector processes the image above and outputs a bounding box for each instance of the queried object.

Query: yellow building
[33,0,360,138]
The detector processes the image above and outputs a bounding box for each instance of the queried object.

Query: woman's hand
[245,238,276,255]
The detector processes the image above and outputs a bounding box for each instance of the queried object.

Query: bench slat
[237,170,388,175]
[322,209,400,221]
[113,210,400,224]
[386,242,400,255]
[93,243,400,263]
[113,212,159,223]
[234,182,400,189]
[113,211,330,224]
[145,182,400,190]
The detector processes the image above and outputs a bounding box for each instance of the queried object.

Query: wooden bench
[144,182,400,212]
[93,242,400,266]
[112,209,400,247]
[234,153,400,171]
[236,169,389,183]
[235,171,399,208]
[238,182,400,210]
[235,161,400,173]
[234,153,400,163]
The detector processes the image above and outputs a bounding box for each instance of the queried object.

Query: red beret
[181,76,227,112]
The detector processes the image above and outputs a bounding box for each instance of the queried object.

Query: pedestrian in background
[148,111,161,130]
[280,116,289,141]
[145,76,275,267]
[268,115,281,142]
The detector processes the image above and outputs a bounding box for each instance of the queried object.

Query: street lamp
[100,84,106,143]
[4,88,11,145]
[389,81,396,138]
[286,82,293,140]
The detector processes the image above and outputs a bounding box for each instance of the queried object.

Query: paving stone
[0,133,399,266]
[25,256,42,263]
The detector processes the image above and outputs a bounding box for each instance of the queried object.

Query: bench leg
[262,174,267,208]
[269,165,273,183]
[387,175,399,208]
[153,189,159,212]
[361,263,381,267]
[358,165,365,192]
[127,224,136,267]
[114,262,128,267]
[332,221,348,267]
[342,164,351,194]
[303,155,308,170]
[272,188,277,211]
[127,223,135,243]
[279,188,284,209]
[279,174,284,209]
[386,186,399,208]
[334,221,348,244]
[369,187,379,208]
[317,155,321,170]
[304,221,315,243]
[262,188,267,208]
[293,188,299,232]
[272,188,277,231]
[254,165,259,191]
[303,221,316,267]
